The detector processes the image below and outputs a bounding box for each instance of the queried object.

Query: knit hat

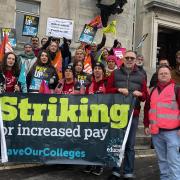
[107,55,117,62]
[63,65,74,78]
[93,62,105,73]
[24,42,32,48]
[65,65,73,71]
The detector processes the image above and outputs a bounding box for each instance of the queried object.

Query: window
[16,0,40,44]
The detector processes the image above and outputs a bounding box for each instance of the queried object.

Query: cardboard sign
[22,15,39,36]
[79,24,97,44]
[46,18,74,39]
[113,48,126,68]
[1,28,16,47]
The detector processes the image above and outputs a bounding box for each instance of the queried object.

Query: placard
[1,28,16,47]
[22,15,39,36]
[46,18,74,39]
[113,48,126,68]
[79,24,97,44]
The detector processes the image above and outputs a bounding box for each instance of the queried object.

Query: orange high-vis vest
[51,51,62,80]
[83,55,92,74]
[149,83,180,134]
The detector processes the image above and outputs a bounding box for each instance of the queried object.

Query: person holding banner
[26,50,58,93]
[85,62,107,95]
[0,52,20,92]
[55,65,84,94]
[84,62,107,175]
[73,60,91,87]
[144,65,180,180]
[107,50,147,179]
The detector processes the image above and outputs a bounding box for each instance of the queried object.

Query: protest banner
[46,18,74,39]
[113,48,126,68]
[79,24,97,44]
[0,93,135,167]
[22,15,39,36]
[0,28,16,47]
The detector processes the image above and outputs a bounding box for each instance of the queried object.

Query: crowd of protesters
[0,34,180,180]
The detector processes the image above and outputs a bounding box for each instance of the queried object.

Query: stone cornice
[145,1,180,14]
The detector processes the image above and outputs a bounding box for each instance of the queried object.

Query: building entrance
[157,26,180,68]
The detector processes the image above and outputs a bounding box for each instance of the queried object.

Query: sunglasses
[125,57,136,61]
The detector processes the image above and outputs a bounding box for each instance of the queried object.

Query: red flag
[39,80,51,94]
[0,34,13,62]
[89,15,102,29]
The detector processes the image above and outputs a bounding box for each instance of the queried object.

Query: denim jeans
[112,116,139,176]
[152,130,180,180]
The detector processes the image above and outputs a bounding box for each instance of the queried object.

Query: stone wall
[0,0,16,28]
[0,0,136,51]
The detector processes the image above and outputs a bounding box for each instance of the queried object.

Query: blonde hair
[75,48,86,56]
[176,50,180,57]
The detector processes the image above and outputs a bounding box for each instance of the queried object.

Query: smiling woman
[1,52,20,92]
[26,50,59,93]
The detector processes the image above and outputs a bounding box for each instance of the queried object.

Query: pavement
[0,156,159,180]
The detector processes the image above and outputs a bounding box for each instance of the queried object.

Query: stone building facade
[0,0,180,70]
[0,0,135,51]
[135,0,180,69]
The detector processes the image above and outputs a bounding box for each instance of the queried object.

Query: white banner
[46,18,74,39]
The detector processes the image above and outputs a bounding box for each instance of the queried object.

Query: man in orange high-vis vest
[144,65,180,180]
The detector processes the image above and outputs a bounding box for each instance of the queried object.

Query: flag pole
[0,101,8,163]
[118,97,136,167]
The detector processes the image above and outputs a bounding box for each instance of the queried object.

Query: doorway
[157,26,180,68]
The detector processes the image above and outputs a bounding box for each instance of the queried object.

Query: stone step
[135,144,155,157]
[135,135,151,146]
[135,145,151,150]
[136,125,146,136]
[135,149,155,158]
[0,163,41,170]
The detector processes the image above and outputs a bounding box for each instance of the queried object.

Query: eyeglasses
[125,57,136,61]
